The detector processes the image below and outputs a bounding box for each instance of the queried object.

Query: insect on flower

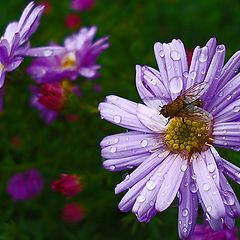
[159,81,213,124]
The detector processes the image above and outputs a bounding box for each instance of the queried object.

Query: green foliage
[0,0,240,239]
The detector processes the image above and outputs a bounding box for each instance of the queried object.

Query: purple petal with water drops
[132,155,173,220]
[221,158,240,184]
[178,167,198,239]
[3,22,18,43]
[136,103,167,133]
[25,46,66,57]
[98,97,153,133]
[205,37,217,67]
[213,122,240,150]
[118,167,159,212]
[156,155,187,211]
[115,150,169,194]
[101,131,161,159]
[192,153,225,219]
[6,57,23,72]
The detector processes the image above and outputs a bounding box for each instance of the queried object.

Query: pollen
[61,52,76,69]
[164,117,213,160]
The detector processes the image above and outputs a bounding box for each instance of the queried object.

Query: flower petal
[192,153,225,219]
[156,155,187,211]
[99,96,153,133]
[136,103,167,132]
[24,46,66,57]
[221,158,240,184]
[101,131,161,159]
[115,150,169,194]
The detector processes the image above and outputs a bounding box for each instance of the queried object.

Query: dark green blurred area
[0,0,240,239]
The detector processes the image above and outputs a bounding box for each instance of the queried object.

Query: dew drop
[206,206,212,212]
[201,69,206,75]
[170,50,181,61]
[137,195,146,203]
[113,115,121,123]
[182,208,189,217]
[207,163,216,173]
[233,106,240,113]
[159,50,165,57]
[151,79,157,85]
[227,95,232,100]
[109,165,115,170]
[190,183,198,193]
[212,107,217,112]
[141,139,148,147]
[179,220,182,225]
[199,53,208,62]
[191,174,197,180]
[110,147,117,153]
[216,44,225,52]
[222,191,235,206]
[203,183,211,191]
[182,227,187,233]
[146,180,156,190]
[181,164,188,172]
[183,71,189,78]
[218,91,224,97]
[114,138,119,143]
[169,76,183,93]
[190,71,197,80]
[43,50,53,56]
[149,201,154,206]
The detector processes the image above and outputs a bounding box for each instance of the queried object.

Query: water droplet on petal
[206,206,212,212]
[191,174,197,180]
[110,147,117,153]
[170,50,181,61]
[159,50,165,57]
[169,76,183,93]
[137,195,146,203]
[222,191,235,206]
[212,107,217,112]
[182,227,187,233]
[233,106,240,113]
[150,79,157,85]
[181,164,188,172]
[190,183,198,193]
[113,115,121,123]
[179,220,182,225]
[207,163,216,173]
[227,95,232,100]
[183,72,189,78]
[141,139,148,147]
[114,138,119,143]
[182,208,189,217]
[190,71,197,80]
[218,91,224,97]
[109,165,115,170]
[199,53,208,62]
[146,180,156,190]
[203,183,211,191]
[43,50,53,56]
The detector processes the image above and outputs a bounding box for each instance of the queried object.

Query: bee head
[160,105,169,118]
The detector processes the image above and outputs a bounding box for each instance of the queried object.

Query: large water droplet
[159,50,165,57]
[113,115,121,123]
[203,183,211,191]
[109,165,115,170]
[181,164,188,172]
[207,163,216,173]
[222,191,235,206]
[199,53,208,62]
[169,76,183,93]
[110,147,117,153]
[170,50,181,61]
[182,208,189,217]
[146,180,156,190]
[141,139,148,147]
[190,183,198,193]
[137,195,146,203]
[233,106,240,113]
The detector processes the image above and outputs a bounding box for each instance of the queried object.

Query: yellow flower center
[164,117,213,160]
[61,52,76,69]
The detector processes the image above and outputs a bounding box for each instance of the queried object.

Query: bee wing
[142,96,169,110]
[182,81,209,104]
[179,105,213,123]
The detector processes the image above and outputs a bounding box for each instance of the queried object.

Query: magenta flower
[31,80,81,123]
[62,202,85,223]
[99,38,240,239]
[71,0,95,11]
[190,222,238,240]
[6,169,44,201]
[0,1,64,110]
[27,26,109,83]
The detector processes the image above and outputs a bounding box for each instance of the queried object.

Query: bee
[160,81,213,123]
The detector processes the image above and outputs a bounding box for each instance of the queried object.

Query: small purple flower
[71,0,95,11]
[0,1,64,110]
[6,168,44,201]
[31,80,81,123]
[27,26,109,83]
[99,38,240,239]
[190,222,238,240]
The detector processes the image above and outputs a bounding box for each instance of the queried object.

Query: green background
[0,0,240,239]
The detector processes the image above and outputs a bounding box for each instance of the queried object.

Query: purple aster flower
[31,80,81,123]
[0,1,64,110]
[71,0,95,11]
[6,168,44,201]
[190,222,238,240]
[99,38,240,239]
[27,26,109,83]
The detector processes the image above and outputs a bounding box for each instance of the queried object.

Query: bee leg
[165,117,172,126]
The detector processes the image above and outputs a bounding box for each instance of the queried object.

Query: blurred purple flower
[27,26,109,83]
[99,38,240,239]
[0,1,64,110]
[190,222,238,240]
[65,13,81,30]
[31,80,81,123]
[7,169,44,201]
[62,202,85,223]
[71,0,95,11]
